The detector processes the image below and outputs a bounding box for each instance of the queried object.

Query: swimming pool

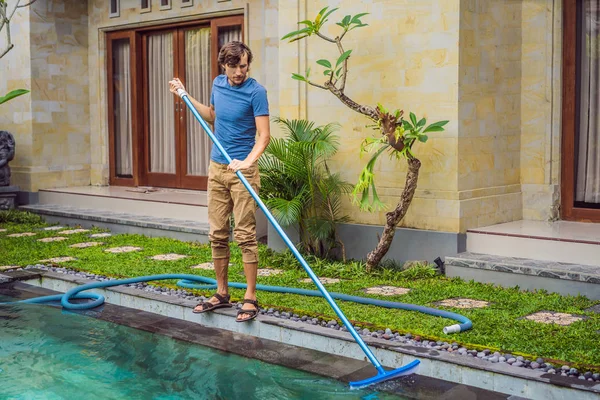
[0,295,405,399]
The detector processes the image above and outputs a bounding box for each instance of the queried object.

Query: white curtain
[218,26,242,48]
[113,39,132,176]
[217,26,242,75]
[148,32,176,174]
[576,0,600,203]
[185,28,212,176]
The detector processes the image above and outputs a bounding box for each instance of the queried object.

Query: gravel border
[13,264,600,383]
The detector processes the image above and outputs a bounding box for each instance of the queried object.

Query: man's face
[223,53,249,86]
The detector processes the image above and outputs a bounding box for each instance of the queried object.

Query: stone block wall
[279,0,462,232]
[3,0,565,233]
[1,0,89,192]
[457,0,524,230]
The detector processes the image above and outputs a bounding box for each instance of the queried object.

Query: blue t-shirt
[209,75,269,164]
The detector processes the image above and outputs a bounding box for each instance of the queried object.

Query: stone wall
[520,0,562,221]
[457,0,523,230]
[0,1,33,188]
[3,0,565,232]
[2,0,90,192]
[279,0,462,232]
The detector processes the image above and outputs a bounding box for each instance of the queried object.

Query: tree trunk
[365,158,421,271]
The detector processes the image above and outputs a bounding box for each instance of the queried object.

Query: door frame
[106,30,141,188]
[106,15,244,190]
[561,0,600,222]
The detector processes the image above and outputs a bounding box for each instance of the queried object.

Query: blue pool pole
[177,89,420,388]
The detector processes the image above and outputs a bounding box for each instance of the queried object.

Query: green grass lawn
[1,214,599,371]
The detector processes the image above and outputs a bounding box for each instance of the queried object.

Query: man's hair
[218,41,253,66]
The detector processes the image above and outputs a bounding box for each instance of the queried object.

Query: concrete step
[38,189,208,222]
[20,204,210,243]
[446,252,600,300]
[466,223,600,267]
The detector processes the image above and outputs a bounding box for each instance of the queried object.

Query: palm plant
[259,117,353,260]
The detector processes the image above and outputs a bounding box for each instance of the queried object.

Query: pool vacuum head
[349,360,420,389]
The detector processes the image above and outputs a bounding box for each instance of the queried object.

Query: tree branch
[8,0,37,23]
[0,2,7,35]
[0,43,14,59]
[324,82,379,121]
[334,38,348,92]
[307,80,328,90]
[315,31,336,43]
[0,0,38,60]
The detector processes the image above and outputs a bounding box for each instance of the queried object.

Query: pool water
[0,298,404,399]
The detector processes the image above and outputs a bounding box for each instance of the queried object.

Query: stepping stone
[585,304,600,314]
[0,266,20,272]
[190,262,234,270]
[256,268,283,277]
[90,233,112,238]
[37,237,68,243]
[104,246,142,253]
[60,229,90,235]
[435,298,490,309]
[39,257,77,263]
[299,277,341,285]
[150,253,188,261]
[7,232,36,237]
[524,311,585,326]
[191,262,215,270]
[0,229,7,233]
[43,226,65,231]
[70,242,104,248]
[363,285,411,296]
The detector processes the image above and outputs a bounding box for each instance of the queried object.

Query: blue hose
[4,273,471,333]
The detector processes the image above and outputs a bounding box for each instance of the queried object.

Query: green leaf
[306,67,311,79]
[418,135,428,143]
[351,13,369,24]
[422,126,445,133]
[291,73,307,82]
[299,19,314,27]
[402,120,413,130]
[417,118,426,127]
[336,68,343,77]
[323,70,332,76]
[336,50,352,67]
[289,34,310,43]
[316,59,332,69]
[410,112,417,127]
[0,89,30,105]
[281,27,313,41]
[423,120,449,133]
[377,103,388,114]
[349,23,369,31]
[321,7,339,21]
[341,15,351,26]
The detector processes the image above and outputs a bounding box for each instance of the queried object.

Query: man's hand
[228,158,254,172]
[169,78,187,97]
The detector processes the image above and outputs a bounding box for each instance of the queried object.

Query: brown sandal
[193,293,232,314]
[236,299,259,322]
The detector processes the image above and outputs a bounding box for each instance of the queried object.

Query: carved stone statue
[0,131,16,187]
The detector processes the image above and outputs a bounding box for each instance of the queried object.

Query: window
[181,0,193,7]
[109,0,120,18]
[141,0,151,13]
[160,0,171,10]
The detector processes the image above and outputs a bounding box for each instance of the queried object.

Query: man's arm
[228,115,270,172]
[168,78,215,123]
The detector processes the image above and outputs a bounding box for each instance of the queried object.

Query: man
[169,41,270,322]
